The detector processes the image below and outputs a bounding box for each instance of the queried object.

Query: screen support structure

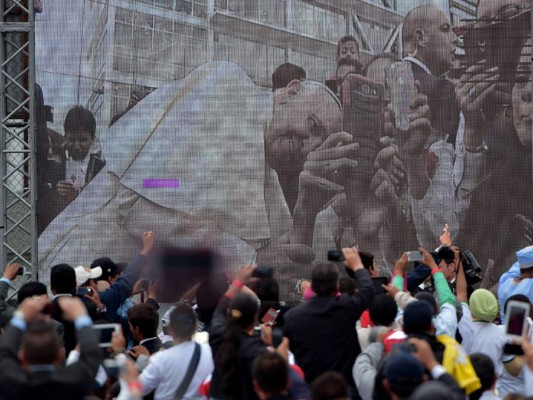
[0,0,36,296]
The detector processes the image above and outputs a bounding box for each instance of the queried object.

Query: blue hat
[384,353,425,397]
[403,301,433,335]
[517,246,533,270]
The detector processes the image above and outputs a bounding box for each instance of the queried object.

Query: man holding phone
[0,296,101,399]
[283,247,373,393]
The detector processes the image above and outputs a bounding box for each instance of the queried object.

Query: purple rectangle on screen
[143,179,179,188]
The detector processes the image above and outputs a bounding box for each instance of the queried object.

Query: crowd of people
[3,229,533,400]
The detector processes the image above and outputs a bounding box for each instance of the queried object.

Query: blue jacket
[498,261,533,323]
[99,254,147,321]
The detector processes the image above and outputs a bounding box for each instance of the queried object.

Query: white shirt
[460,314,509,377]
[495,318,533,397]
[140,341,213,400]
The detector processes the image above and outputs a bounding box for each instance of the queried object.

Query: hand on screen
[57,180,78,202]
[456,63,509,125]
[372,136,405,208]
[394,252,409,275]
[439,224,452,246]
[140,231,155,256]
[395,93,431,158]
[299,131,358,214]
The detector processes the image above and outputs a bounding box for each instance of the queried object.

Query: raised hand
[140,231,155,256]
[342,247,364,272]
[2,263,21,281]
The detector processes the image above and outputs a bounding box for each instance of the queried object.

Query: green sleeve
[433,270,455,306]
[392,274,404,291]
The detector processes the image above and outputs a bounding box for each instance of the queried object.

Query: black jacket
[209,296,267,400]
[0,323,101,400]
[283,269,373,386]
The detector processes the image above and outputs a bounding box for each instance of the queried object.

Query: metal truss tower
[0,0,36,291]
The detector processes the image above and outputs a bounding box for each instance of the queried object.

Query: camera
[460,250,482,285]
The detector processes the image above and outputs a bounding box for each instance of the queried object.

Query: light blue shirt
[498,261,533,323]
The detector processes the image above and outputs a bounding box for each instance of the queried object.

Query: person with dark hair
[272,63,306,91]
[49,263,78,355]
[382,351,425,399]
[16,280,66,348]
[56,105,105,207]
[354,294,399,398]
[127,303,161,356]
[91,257,120,284]
[401,301,480,395]
[339,276,357,295]
[336,35,360,64]
[369,294,398,328]
[50,263,77,297]
[196,272,229,328]
[283,247,373,395]
[384,249,458,338]
[253,352,293,400]
[17,281,48,304]
[311,371,350,400]
[91,231,154,323]
[0,296,101,399]
[209,265,271,400]
[470,353,498,400]
[134,303,213,400]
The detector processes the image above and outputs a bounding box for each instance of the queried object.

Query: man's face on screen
[512,39,532,147]
[424,9,458,75]
[338,40,359,63]
[265,81,342,171]
[65,129,94,161]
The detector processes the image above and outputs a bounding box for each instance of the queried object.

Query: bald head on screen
[402,5,458,76]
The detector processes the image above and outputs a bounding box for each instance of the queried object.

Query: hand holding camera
[341,247,364,272]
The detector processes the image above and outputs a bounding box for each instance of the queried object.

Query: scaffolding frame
[0,0,36,296]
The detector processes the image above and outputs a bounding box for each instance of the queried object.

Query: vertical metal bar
[28,0,37,280]
[0,0,7,272]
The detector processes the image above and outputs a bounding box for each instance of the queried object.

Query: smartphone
[76,287,92,297]
[407,251,423,262]
[385,62,417,131]
[261,308,280,326]
[16,267,24,276]
[463,10,530,83]
[92,323,120,348]
[505,301,530,340]
[341,73,384,183]
[328,250,344,262]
